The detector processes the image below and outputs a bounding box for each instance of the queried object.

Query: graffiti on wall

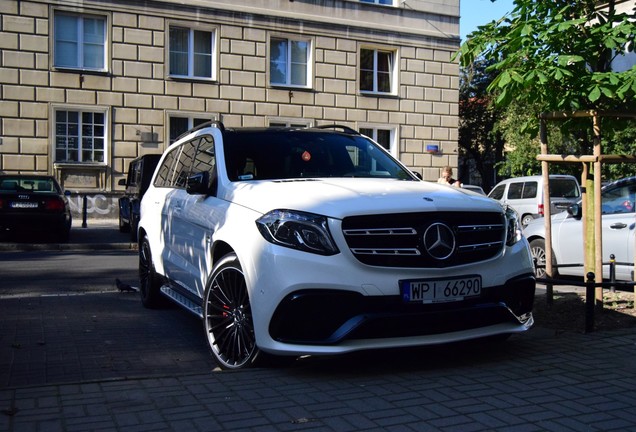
[68,193,120,218]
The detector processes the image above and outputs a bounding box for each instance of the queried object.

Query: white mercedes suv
[137,122,535,369]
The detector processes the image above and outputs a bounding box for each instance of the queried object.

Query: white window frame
[269,35,313,89]
[358,124,398,158]
[267,118,313,128]
[51,105,110,165]
[167,22,218,81]
[359,46,398,96]
[52,10,109,72]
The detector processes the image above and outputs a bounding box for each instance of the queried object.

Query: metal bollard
[585,272,595,333]
[609,254,616,293]
[82,195,88,228]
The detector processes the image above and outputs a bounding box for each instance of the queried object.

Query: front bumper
[268,274,535,346]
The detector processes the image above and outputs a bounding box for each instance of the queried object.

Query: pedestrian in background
[437,166,462,187]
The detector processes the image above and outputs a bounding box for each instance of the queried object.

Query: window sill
[54,162,107,169]
[52,67,110,76]
[168,75,218,84]
[360,91,399,98]
[269,85,314,92]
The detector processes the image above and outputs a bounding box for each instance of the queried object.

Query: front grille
[342,211,505,268]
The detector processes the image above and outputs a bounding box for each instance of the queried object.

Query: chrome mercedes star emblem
[423,223,455,260]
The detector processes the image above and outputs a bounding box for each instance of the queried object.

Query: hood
[223,178,502,219]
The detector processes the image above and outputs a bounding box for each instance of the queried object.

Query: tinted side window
[131,161,142,187]
[191,135,217,193]
[522,181,538,199]
[507,182,524,199]
[489,184,505,200]
[173,141,197,188]
[191,135,216,176]
[154,148,180,187]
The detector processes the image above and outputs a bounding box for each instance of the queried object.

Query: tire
[139,236,165,308]
[203,253,262,370]
[521,214,534,227]
[529,238,558,279]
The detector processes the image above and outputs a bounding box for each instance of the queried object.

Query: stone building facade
[0,0,460,216]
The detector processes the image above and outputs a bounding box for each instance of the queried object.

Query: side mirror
[186,171,210,195]
[412,171,423,180]
[567,203,582,219]
[118,178,127,186]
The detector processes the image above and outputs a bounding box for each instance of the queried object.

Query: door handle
[610,223,627,229]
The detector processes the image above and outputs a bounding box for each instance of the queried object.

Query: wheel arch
[138,227,148,246]
[211,240,235,267]
[520,213,535,224]
[525,233,544,244]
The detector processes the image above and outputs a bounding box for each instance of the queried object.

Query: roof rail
[315,124,360,135]
[174,120,225,142]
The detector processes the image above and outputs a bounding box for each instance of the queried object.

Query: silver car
[524,176,636,281]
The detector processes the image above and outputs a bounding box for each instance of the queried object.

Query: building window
[169,26,216,79]
[360,48,396,94]
[268,119,312,128]
[169,116,212,144]
[54,109,107,163]
[360,0,395,4]
[359,126,397,157]
[53,11,107,71]
[270,37,311,88]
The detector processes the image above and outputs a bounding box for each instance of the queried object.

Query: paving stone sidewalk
[1,291,636,431]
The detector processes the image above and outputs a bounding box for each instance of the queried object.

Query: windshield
[549,179,580,198]
[223,129,416,182]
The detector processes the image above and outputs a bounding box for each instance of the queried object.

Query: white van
[488,174,581,226]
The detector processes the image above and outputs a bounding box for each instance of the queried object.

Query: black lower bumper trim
[268,273,535,344]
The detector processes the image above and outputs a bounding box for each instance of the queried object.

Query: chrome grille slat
[350,248,421,256]
[343,228,417,236]
[458,241,503,251]
[457,224,503,232]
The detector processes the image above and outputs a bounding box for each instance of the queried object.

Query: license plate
[400,275,481,304]
[10,201,38,209]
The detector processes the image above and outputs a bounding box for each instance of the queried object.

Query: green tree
[456,0,636,179]
[457,0,635,123]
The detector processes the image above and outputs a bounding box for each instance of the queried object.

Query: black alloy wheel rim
[205,266,256,369]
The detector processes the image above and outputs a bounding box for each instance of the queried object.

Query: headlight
[505,205,522,246]
[256,209,339,255]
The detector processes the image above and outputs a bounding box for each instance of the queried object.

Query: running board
[160,285,203,318]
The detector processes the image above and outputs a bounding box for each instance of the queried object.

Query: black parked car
[0,175,72,242]
[118,154,161,241]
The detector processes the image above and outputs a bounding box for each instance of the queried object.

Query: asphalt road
[0,250,138,297]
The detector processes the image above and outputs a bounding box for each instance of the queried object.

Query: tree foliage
[455,0,636,180]
[456,0,636,136]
